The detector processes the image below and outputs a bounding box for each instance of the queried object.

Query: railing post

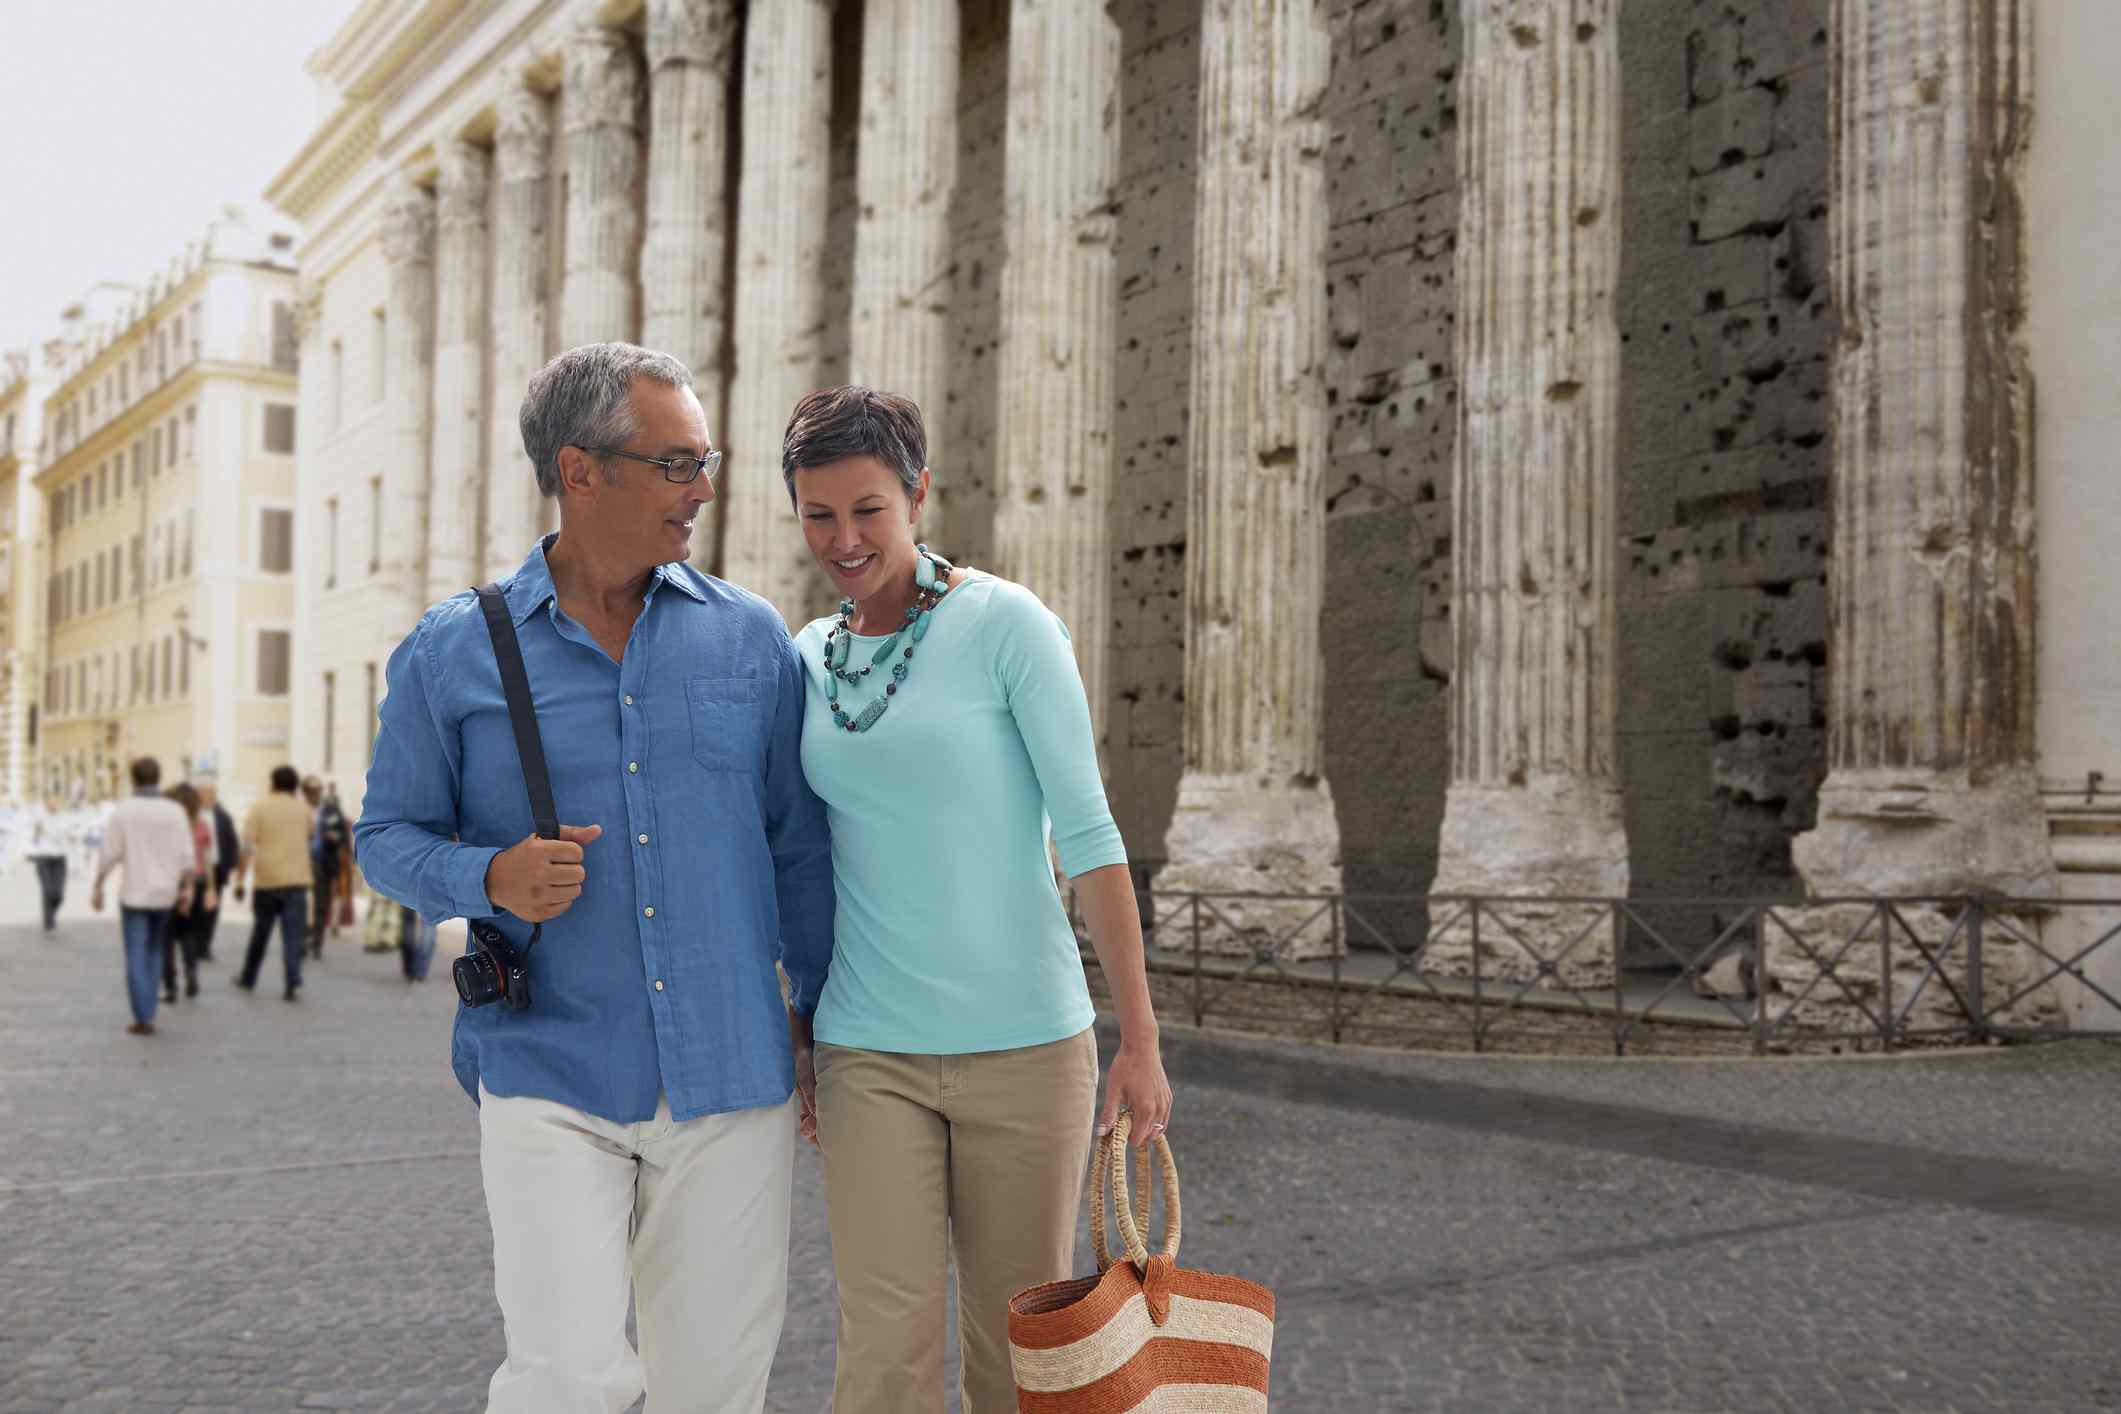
[1752,904,1771,1057]
[1470,899,1485,1054]
[1329,895,1344,1045]
[1190,893,1205,1030]
[1967,898,1988,1044]
[1877,901,1895,1053]
[1612,900,1626,1057]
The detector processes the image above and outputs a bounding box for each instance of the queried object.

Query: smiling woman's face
[791,454,928,603]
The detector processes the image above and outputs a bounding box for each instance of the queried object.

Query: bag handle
[1090,1112,1181,1272]
[475,584,560,842]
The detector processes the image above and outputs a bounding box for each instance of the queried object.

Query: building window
[130,644,140,704]
[92,556,104,611]
[131,441,144,487]
[97,464,109,510]
[162,637,174,700]
[260,507,294,573]
[329,340,344,430]
[117,367,127,403]
[151,426,162,476]
[263,403,296,454]
[190,302,202,360]
[370,310,387,403]
[322,670,336,771]
[130,535,142,598]
[257,629,291,696]
[368,477,382,574]
[184,405,196,458]
[272,301,299,372]
[145,642,156,704]
[180,633,191,696]
[182,510,193,577]
[171,315,183,358]
[325,497,340,588]
[167,416,180,468]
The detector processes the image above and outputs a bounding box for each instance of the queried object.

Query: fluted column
[1792,0,2051,899]
[992,0,1120,749]
[560,26,643,349]
[427,141,490,604]
[379,175,436,634]
[643,0,738,571]
[1158,0,1341,953]
[851,0,959,545]
[1427,1,1626,987]
[724,0,836,624]
[486,78,553,580]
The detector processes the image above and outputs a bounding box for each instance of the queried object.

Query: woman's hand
[788,1006,819,1148]
[1098,1035,1173,1152]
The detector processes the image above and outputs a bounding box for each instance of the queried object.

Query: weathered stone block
[1691,149,1806,242]
[1689,87,1776,175]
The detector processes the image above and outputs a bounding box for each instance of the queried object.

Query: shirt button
[624,694,634,706]
[637,833,649,845]
[643,906,655,918]
[628,761,639,773]
[654,979,664,992]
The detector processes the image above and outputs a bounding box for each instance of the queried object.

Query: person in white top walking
[25,796,71,932]
[91,757,199,1036]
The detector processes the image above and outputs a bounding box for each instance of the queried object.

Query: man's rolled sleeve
[764,632,834,1017]
[355,615,502,922]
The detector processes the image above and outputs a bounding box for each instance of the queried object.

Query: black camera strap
[475,584,560,961]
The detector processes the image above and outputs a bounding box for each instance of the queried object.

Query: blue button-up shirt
[354,537,834,1124]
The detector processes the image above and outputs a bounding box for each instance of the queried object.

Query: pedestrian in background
[90,758,196,1036]
[235,765,313,1002]
[26,795,70,933]
[160,783,216,1003]
[191,776,240,962]
[303,775,353,958]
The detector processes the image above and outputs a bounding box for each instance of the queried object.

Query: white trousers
[478,1085,796,1414]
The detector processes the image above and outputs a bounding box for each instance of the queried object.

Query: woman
[162,783,217,1001]
[781,386,1173,1414]
[25,795,70,932]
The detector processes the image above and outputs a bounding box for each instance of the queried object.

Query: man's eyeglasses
[582,445,722,485]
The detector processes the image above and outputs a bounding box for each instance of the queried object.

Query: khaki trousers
[478,1085,796,1413]
[815,1028,1099,1414]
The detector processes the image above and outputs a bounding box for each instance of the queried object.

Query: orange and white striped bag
[1007,1114,1276,1412]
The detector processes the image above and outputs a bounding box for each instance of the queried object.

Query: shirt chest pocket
[686,675,765,773]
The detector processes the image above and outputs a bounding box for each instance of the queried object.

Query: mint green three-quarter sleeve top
[793,572,1127,1053]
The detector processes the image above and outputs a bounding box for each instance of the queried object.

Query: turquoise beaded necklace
[823,545,957,734]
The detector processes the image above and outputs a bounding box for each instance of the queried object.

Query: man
[235,765,313,1001]
[356,342,832,1412]
[302,775,352,957]
[91,757,197,1035]
[191,775,240,961]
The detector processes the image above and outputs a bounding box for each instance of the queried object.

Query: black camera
[454,920,534,1011]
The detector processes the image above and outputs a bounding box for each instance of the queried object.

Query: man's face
[196,784,217,810]
[563,379,716,571]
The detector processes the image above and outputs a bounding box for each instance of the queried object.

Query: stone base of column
[1779,770,2063,1034]
[1424,779,1629,990]
[1157,773,1342,959]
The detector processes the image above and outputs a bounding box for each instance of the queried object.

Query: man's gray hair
[520,342,694,497]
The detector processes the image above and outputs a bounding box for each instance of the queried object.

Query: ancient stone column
[426,140,490,605]
[723,0,836,624]
[1158,0,1342,956]
[379,175,436,635]
[1425,0,1627,989]
[850,0,959,546]
[1783,0,2055,1028]
[486,78,553,580]
[560,25,642,350]
[642,0,738,570]
[991,0,1120,749]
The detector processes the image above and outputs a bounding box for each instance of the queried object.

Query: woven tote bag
[1007,1114,1275,1412]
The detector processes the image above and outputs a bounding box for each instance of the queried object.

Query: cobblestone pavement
[5,863,2121,1413]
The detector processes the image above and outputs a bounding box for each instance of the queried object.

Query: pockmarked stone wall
[1615,0,1836,948]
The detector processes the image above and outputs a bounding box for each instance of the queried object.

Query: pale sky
[0,0,364,355]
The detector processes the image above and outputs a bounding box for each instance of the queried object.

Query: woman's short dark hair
[130,757,161,788]
[271,764,301,793]
[780,386,927,504]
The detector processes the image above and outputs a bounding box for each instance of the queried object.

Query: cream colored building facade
[0,355,51,803]
[31,211,302,811]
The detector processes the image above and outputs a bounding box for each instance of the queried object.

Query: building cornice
[268,106,386,223]
[32,359,293,491]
